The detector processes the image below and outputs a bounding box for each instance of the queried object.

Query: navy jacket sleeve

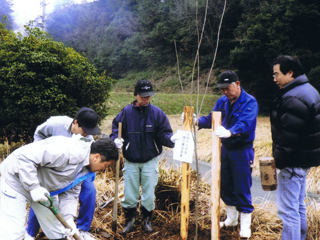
[156,111,174,148]
[110,110,125,140]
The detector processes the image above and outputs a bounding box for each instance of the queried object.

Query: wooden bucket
[259,157,277,191]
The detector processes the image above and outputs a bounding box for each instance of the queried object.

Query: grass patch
[106,92,220,116]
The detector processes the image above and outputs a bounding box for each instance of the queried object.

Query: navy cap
[76,107,100,135]
[216,71,239,88]
[134,79,155,97]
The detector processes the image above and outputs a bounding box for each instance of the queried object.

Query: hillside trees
[43,0,320,114]
[0,24,115,143]
[230,0,320,113]
[46,0,228,77]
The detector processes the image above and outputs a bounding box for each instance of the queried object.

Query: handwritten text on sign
[173,130,194,163]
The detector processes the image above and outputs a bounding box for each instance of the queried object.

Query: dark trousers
[220,145,254,213]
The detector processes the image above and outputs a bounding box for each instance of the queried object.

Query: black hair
[74,119,81,127]
[273,55,304,78]
[90,137,119,162]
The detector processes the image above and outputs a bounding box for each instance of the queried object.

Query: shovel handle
[40,194,82,240]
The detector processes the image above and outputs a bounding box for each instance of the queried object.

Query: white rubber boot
[220,205,238,228]
[24,232,35,240]
[239,212,252,238]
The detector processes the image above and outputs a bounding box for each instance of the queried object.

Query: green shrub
[0,24,115,143]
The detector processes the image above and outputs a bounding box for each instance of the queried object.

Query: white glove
[30,187,50,202]
[114,138,124,149]
[181,112,198,125]
[65,218,82,239]
[193,114,198,125]
[214,126,232,138]
[170,132,181,143]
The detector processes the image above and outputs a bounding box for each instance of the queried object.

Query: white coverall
[0,135,91,240]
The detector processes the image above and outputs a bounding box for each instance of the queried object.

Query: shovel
[39,193,81,240]
[112,122,122,233]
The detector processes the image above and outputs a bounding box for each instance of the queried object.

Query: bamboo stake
[181,106,194,240]
[211,112,221,240]
[112,122,122,233]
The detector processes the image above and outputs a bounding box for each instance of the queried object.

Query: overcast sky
[11,0,93,30]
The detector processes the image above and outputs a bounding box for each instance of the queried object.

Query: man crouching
[0,135,118,240]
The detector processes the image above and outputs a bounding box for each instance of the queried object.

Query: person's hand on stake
[181,112,198,125]
[114,138,124,149]
[215,126,232,138]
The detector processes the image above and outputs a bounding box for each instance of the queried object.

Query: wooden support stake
[180,106,194,240]
[211,112,222,240]
[112,122,122,233]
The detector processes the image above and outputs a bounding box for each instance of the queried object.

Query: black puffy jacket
[270,74,320,169]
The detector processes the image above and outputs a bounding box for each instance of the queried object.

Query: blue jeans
[277,167,309,240]
[121,157,159,212]
[26,176,96,236]
[220,146,254,213]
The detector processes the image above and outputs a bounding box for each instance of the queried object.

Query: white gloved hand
[65,218,82,239]
[193,114,198,125]
[181,112,198,125]
[30,187,50,202]
[114,138,124,149]
[215,126,232,138]
[170,132,181,143]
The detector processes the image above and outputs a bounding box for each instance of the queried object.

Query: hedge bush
[0,24,115,143]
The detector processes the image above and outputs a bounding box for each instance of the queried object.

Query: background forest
[43,0,320,114]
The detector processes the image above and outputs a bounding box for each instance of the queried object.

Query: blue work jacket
[110,101,174,163]
[198,88,258,149]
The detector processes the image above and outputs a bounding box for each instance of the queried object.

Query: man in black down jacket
[270,55,320,240]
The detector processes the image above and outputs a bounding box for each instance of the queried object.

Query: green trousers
[121,157,159,212]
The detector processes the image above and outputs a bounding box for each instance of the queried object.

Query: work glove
[214,126,232,138]
[30,187,50,202]
[170,132,181,143]
[114,138,124,149]
[181,112,198,125]
[65,218,83,240]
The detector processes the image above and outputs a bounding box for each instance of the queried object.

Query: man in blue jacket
[24,107,100,240]
[196,71,258,238]
[271,55,320,240]
[110,79,179,235]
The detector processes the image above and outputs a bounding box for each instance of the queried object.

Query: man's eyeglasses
[273,73,280,78]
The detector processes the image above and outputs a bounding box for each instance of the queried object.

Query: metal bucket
[259,157,277,191]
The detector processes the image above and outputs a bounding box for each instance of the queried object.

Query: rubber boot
[220,205,238,228]
[239,212,252,238]
[141,206,153,232]
[119,208,136,235]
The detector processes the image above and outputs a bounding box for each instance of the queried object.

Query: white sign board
[173,130,194,163]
